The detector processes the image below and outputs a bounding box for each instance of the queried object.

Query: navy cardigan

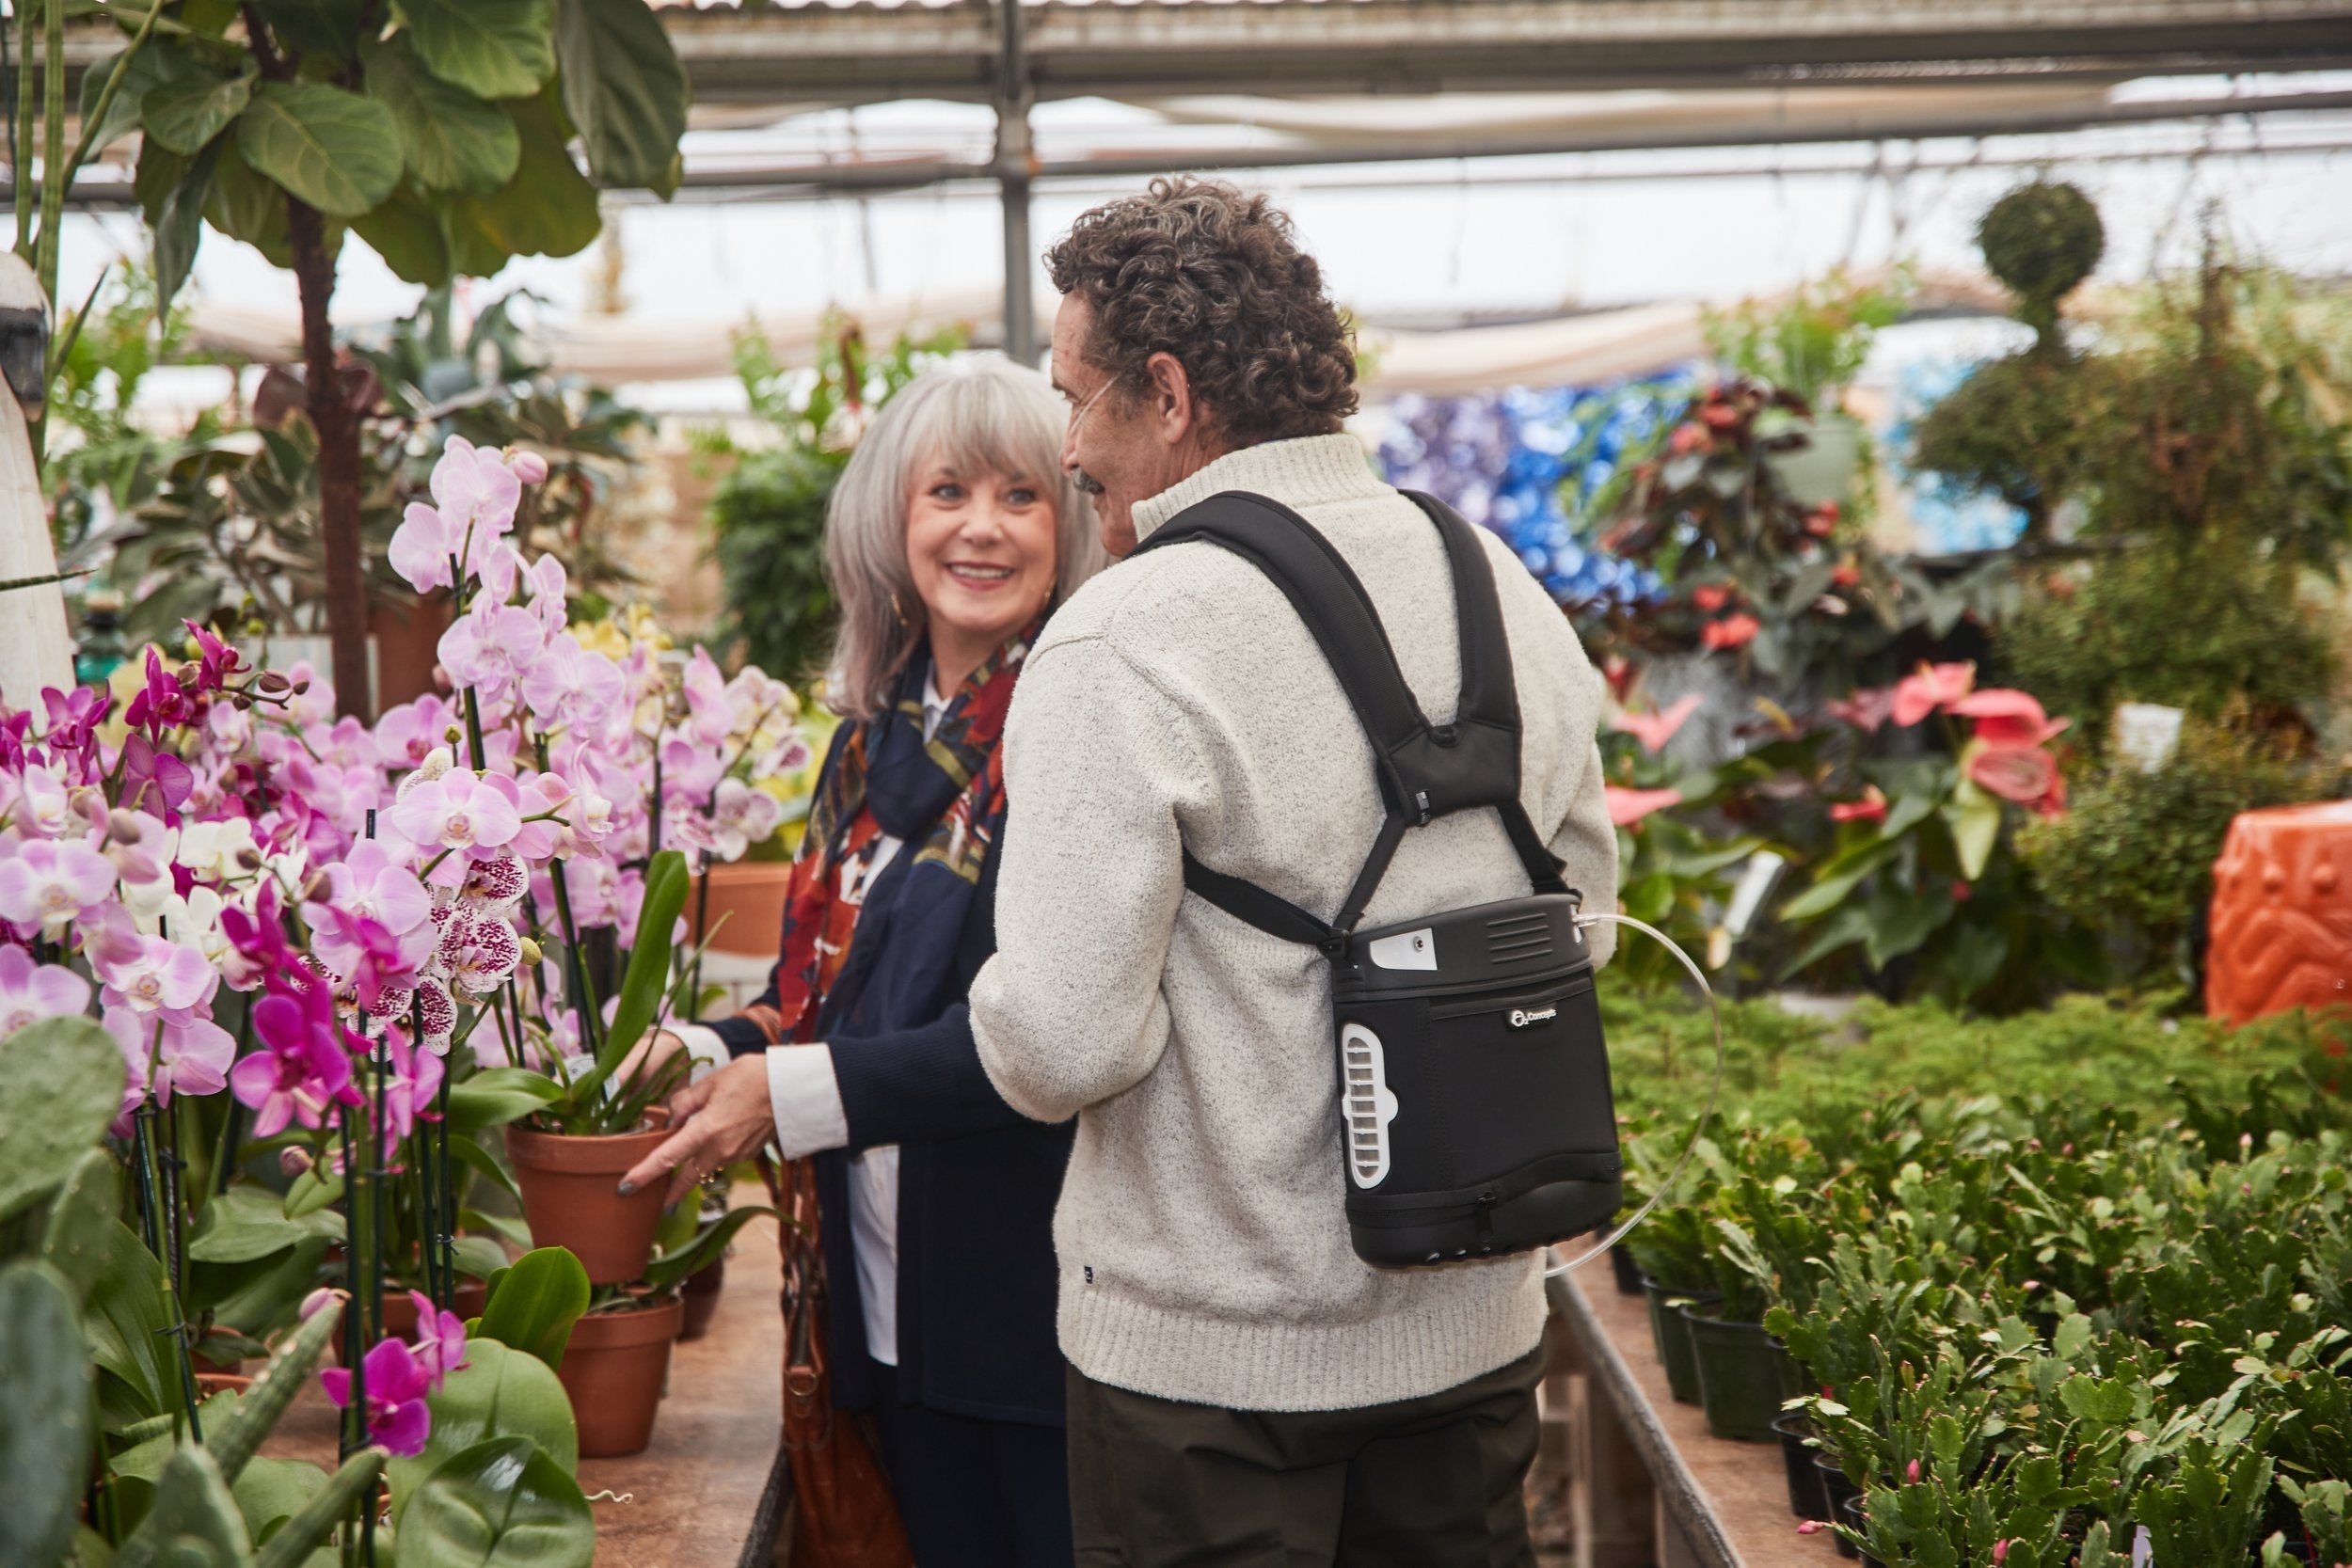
[710,785,1073,1426]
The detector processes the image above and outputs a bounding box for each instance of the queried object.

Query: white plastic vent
[1340,1022,1400,1189]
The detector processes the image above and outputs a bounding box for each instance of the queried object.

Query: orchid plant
[0,433,805,1557]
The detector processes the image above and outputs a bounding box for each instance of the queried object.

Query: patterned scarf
[739,625,1035,1048]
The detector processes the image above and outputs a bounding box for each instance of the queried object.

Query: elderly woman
[622,356,1104,1568]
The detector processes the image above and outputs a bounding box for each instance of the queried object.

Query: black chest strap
[1132,488,1569,954]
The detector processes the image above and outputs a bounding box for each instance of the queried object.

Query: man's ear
[1143,351,1198,446]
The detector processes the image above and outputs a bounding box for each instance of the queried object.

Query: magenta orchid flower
[405,1289,470,1382]
[230,983,358,1137]
[0,943,90,1035]
[0,837,119,933]
[320,1336,435,1457]
[124,648,197,740]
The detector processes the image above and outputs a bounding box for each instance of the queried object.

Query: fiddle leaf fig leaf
[395,0,558,101]
[238,82,403,219]
[554,0,688,197]
[361,33,520,195]
[141,66,255,156]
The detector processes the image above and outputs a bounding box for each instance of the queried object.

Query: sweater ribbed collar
[1130,434,1386,545]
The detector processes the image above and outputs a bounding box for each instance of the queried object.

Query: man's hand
[617,1054,772,1204]
[612,1029,689,1098]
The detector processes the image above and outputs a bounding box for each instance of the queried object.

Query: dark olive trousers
[1064,1343,1544,1568]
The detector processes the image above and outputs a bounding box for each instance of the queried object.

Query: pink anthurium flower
[1612,693,1703,754]
[1828,784,1889,825]
[1890,661,1977,727]
[1948,687,2072,748]
[1606,785,1682,829]
[1968,743,2066,817]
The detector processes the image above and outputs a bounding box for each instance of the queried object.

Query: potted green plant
[485,850,698,1285]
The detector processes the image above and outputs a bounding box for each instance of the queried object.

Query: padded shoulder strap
[1136,490,1427,817]
[1401,490,1518,736]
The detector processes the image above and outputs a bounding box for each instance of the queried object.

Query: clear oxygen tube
[1543,910,1726,1279]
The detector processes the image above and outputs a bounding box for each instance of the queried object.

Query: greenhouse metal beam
[664,0,2352,108]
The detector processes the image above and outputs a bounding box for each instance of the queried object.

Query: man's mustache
[1072,467,1107,497]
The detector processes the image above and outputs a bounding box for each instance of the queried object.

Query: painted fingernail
[615,1180,636,1195]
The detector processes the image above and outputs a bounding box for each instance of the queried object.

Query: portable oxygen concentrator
[1132,489,1624,1269]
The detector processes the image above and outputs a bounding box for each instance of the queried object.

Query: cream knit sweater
[971,435,1617,1413]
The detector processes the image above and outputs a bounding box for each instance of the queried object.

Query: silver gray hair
[821,355,1104,719]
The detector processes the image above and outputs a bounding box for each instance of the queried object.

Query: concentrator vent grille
[1340,1023,1398,1189]
[1486,911,1554,965]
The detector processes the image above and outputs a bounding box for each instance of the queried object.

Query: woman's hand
[617,1054,772,1203]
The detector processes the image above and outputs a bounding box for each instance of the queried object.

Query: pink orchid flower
[107,1005,235,1105]
[437,603,546,705]
[390,771,524,887]
[0,837,119,932]
[320,1337,435,1457]
[404,1289,470,1383]
[0,943,90,1035]
[97,934,218,1020]
[1611,694,1703,754]
[230,985,358,1137]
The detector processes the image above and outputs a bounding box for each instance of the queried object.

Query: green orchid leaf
[447,1069,564,1132]
[644,1204,773,1294]
[395,1436,593,1568]
[473,1247,591,1371]
[188,1184,341,1265]
[386,1341,579,1529]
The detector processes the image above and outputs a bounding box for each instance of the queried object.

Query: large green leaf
[446,1069,563,1132]
[361,33,520,195]
[112,1446,253,1568]
[229,1456,325,1546]
[189,1234,326,1341]
[449,97,598,265]
[554,0,687,196]
[141,66,255,156]
[386,1341,579,1528]
[249,0,367,64]
[578,847,691,1107]
[78,42,199,152]
[0,1015,128,1223]
[238,82,402,218]
[1945,775,2005,881]
[353,184,454,288]
[204,136,298,267]
[0,1263,94,1568]
[153,136,223,311]
[472,1247,590,1371]
[49,1208,172,1424]
[644,1203,772,1293]
[188,1184,341,1266]
[396,0,557,100]
[395,1437,593,1568]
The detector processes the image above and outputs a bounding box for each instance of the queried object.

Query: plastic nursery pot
[557,1293,686,1458]
[1682,1305,1784,1443]
[1773,1414,1830,1520]
[1816,1457,1861,1560]
[1640,1277,1720,1405]
[1608,1242,1644,1297]
[678,1253,727,1343]
[1840,1496,1885,1568]
[505,1114,673,1286]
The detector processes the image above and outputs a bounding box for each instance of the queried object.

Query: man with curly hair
[970,179,1617,1564]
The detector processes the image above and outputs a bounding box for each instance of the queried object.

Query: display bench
[263,1192,789,1568]
[1543,1265,1841,1568]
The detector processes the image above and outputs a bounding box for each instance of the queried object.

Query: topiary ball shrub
[1978,181,2105,341]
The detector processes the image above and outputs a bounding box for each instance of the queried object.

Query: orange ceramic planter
[505,1120,672,1286]
[691,862,794,958]
[557,1295,685,1457]
[2207,800,2352,1025]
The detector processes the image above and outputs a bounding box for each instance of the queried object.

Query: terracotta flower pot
[557,1295,684,1458]
[506,1117,674,1285]
[194,1371,254,1398]
[691,862,795,958]
[383,1277,490,1336]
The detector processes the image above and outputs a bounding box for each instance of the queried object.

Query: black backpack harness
[1133,489,1624,1268]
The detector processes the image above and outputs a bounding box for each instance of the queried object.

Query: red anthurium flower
[1828,784,1888,824]
[1948,687,2072,748]
[1606,786,1682,829]
[1691,584,1731,612]
[1968,744,2066,817]
[1701,613,1760,651]
[1830,562,1862,588]
[1891,661,1977,727]
[1612,694,1704,753]
[1825,688,1895,733]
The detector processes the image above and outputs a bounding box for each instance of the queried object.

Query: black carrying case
[1133,489,1622,1268]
